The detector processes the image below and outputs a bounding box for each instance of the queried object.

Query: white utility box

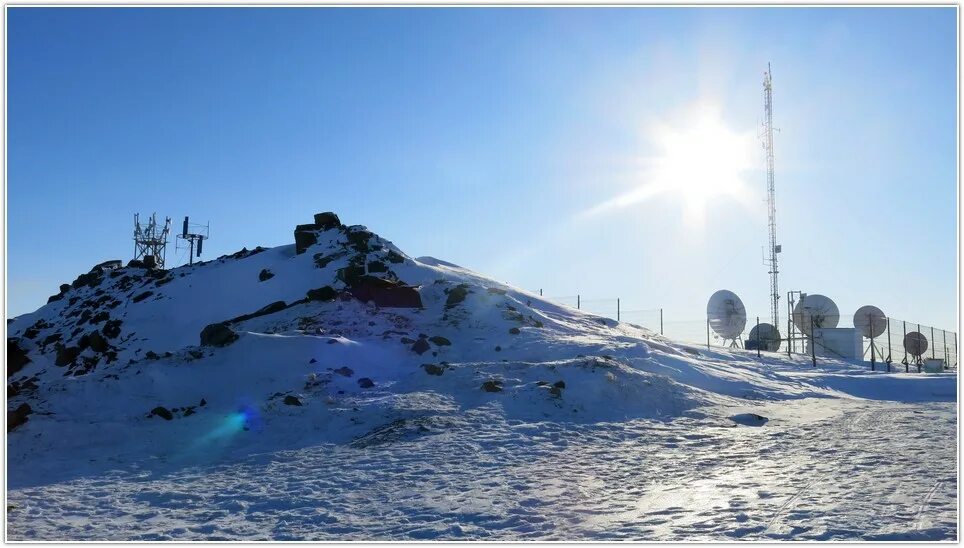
[923,358,945,373]
[806,328,863,359]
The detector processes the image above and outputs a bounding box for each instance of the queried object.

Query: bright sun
[582,103,757,225]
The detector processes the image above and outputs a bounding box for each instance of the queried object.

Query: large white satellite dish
[853,305,887,339]
[748,322,782,352]
[903,331,928,358]
[792,294,839,336]
[707,290,747,341]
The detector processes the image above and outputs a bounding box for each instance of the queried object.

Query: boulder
[411,338,431,355]
[88,330,109,353]
[428,336,451,347]
[59,283,72,294]
[553,380,566,389]
[55,345,80,367]
[102,319,122,339]
[422,363,446,376]
[200,323,239,347]
[306,286,337,302]
[150,406,173,420]
[481,380,503,393]
[346,228,373,252]
[357,377,375,389]
[258,269,274,282]
[509,327,521,335]
[386,250,405,264]
[294,224,320,254]
[367,260,388,273]
[333,366,354,377]
[132,291,153,303]
[283,395,303,406]
[8,403,31,432]
[7,339,30,377]
[313,212,341,230]
[445,284,470,308]
[349,276,422,308]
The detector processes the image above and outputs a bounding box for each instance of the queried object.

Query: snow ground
[6,219,958,541]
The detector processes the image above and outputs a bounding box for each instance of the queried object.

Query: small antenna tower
[176,216,210,265]
[133,213,171,269]
[762,63,781,328]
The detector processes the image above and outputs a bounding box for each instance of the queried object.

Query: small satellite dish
[748,323,782,352]
[903,331,928,357]
[707,290,747,340]
[792,294,839,336]
[853,305,887,338]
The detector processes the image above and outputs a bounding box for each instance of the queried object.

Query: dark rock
[200,323,239,347]
[333,366,354,377]
[509,327,521,335]
[283,395,303,406]
[314,250,347,269]
[306,286,337,302]
[428,336,451,346]
[90,311,109,325]
[200,398,207,406]
[8,403,31,432]
[102,320,122,339]
[411,338,431,355]
[258,269,274,282]
[41,333,62,347]
[59,283,72,294]
[145,351,159,360]
[313,212,341,230]
[132,291,153,303]
[88,331,109,353]
[336,264,366,286]
[553,380,566,389]
[422,363,446,376]
[400,337,416,345]
[549,386,563,397]
[183,408,196,417]
[7,339,30,377]
[481,380,503,393]
[127,259,145,268]
[55,345,79,367]
[495,345,502,352]
[386,250,405,264]
[445,284,470,308]
[309,358,317,364]
[357,377,375,389]
[71,271,103,290]
[47,293,64,304]
[349,276,422,308]
[346,229,373,252]
[294,223,321,254]
[150,406,173,420]
[367,260,388,273]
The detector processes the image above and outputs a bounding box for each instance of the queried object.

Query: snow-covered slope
[6,212,958,541]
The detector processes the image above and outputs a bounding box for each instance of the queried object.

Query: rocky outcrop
[294,224,320,255]
[348,276,422,308]
[8,403,31,432]
[200,323,239,347]
[7,339,30,377]
[313,212,342,230]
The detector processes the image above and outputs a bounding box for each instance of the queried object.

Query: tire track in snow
[914,481,943,531]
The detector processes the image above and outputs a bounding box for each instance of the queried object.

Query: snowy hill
[6,212,957,541]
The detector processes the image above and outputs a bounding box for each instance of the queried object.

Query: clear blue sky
[7,7,958,333]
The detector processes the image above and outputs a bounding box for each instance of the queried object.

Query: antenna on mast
[175,216,210,265]
[762,63,781,328]
[133,213,171,269]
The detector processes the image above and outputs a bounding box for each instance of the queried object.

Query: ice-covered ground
[6,214,958,540]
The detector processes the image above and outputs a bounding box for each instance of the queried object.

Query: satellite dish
[748,323,782,352]
[707,290,747,340]
[792,294,839,336]
[903,331,928,357]
[853,305,887,338]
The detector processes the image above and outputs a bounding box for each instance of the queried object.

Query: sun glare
[582,103,757,225]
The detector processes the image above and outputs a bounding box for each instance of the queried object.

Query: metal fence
[541,293,957,371]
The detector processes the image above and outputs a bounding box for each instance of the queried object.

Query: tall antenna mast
[762,63,781,328]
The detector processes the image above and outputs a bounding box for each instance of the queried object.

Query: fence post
[930,326,936,360]
[886,317,892,366]
[903,320,908,373]
[539,289,543,296]
[577,294,580,310]
[706,318,711,350]
[810,316,816,367]
[943,329,948,369]
[954,332,958,369]
[918,323,922,372]
[660,308,664,335]
[756,316,761,359]
[870,328,876,372]
[787,318,793,359]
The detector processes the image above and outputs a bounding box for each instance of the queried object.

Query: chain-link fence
[541,293,957,372]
